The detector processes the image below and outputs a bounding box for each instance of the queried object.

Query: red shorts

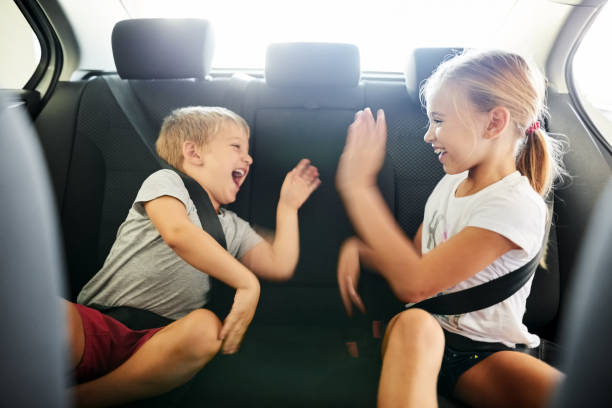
[73,304,163,383]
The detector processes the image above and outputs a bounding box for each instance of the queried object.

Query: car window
[572,2,612,147]
[121,0,516,72]
[0,1,41,88]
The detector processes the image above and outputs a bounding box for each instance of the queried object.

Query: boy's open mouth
[232,168,247,187]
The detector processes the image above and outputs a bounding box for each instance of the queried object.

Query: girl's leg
[454,350,563,408]
[378,309,445,408]
[74,308,222,408]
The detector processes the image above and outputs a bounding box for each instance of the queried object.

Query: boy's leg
[378,309,445,408]
[65,300,85,369]
[454,349,563,408]
[74,308,222,408]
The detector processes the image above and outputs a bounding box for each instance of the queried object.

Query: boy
[68,106,320,406]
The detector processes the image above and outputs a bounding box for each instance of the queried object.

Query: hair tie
[526,121,540,136]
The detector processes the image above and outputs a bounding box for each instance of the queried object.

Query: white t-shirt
[419,171,546,348]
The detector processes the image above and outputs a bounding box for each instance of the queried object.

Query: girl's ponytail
[517,126,552,197]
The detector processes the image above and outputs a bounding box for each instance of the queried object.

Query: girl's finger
[347,276,366,315]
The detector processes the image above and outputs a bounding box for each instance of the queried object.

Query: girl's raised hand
[336,108,387,194]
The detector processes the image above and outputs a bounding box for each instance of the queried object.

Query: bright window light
[122,0,516,72]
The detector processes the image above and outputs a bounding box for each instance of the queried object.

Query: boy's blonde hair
[420,49,567,197]
[156,106,249,170]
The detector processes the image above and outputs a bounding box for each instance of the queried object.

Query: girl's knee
[179,309,222,361]
[386,309,444,350]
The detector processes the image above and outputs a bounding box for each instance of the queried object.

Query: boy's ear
[484,106,510,140]
[182,141,203,166]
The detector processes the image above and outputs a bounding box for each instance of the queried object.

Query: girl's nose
[424,125,435,143]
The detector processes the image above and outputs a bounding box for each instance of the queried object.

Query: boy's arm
[145,195,259,354]
[240,159,321,280]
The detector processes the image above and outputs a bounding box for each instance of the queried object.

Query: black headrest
[112,18,214,80]
[404,47,462,103]
[265,42,360,88]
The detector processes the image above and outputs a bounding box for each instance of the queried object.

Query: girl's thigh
[454,350,563,408]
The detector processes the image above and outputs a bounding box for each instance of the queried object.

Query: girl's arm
[341,185,517,303]
[337,108,518,303]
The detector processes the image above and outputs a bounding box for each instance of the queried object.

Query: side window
[572,3,612,147]
[0,1,41,89]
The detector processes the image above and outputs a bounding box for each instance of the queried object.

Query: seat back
[0,94,68,407]
[552,178,612,407]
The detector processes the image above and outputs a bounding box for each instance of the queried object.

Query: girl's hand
[337,236,366,317]
[218,281,260,354]
[279,159,321,210]
[336,108,387,194]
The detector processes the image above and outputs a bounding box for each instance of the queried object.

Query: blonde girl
[336,50,565,407]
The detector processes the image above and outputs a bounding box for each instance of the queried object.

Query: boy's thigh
[73,304,162,383]
[453,350,562,408]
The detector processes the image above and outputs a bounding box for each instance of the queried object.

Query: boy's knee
[389,309,444,350]
[180,309,222,361]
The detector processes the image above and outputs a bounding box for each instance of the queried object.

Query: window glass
[122,0,515,72]
[572,3,612,145]
[0,1,41,88]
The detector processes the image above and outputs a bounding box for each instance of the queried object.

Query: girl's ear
[182,141,203,166]
[484,106,510,139]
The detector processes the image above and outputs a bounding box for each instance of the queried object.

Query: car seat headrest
[112,18,214,80]
[404,47,462,104]
[265,42,360,88]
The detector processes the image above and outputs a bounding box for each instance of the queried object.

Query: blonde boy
[68,106,320,406]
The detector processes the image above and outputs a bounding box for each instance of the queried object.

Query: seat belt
[103,74,233,318]
[407,251,540,315]
[407,196,553,316]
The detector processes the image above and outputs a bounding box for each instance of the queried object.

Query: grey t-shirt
[77,169,263,320]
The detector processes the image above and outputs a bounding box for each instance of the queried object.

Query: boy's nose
[244,153,253,165]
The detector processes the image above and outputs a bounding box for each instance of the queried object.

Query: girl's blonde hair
[420,49,567,197]
[156,106,249,170]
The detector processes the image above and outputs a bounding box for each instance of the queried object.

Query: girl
[336,50,565,407]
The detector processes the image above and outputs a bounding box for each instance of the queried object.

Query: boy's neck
[180,168,221,212]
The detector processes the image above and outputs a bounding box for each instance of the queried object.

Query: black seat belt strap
[407,252,540,315]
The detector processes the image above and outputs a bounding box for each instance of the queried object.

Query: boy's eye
[231,144,240,149]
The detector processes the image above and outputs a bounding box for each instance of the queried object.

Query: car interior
[1,0,611,407]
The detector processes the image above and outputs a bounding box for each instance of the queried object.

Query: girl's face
[423,84,490,175]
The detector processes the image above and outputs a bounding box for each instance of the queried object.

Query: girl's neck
[455,159,517,198]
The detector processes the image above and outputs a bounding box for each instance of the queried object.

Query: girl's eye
[432,119,443,125]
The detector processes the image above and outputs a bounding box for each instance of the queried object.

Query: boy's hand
[279,159,321,210]
[337,237,366,317]
[218,282,260,354]
[336,108,387,194]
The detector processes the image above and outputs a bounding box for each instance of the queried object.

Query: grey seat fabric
[0,95,69,407]
[552,178,612,407]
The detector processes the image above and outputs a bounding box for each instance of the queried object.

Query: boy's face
[198,123,252,208]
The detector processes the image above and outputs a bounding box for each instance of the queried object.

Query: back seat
[35,18,562,407]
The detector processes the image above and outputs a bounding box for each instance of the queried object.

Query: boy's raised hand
[279,159,321,210]
[336,108,387,193]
